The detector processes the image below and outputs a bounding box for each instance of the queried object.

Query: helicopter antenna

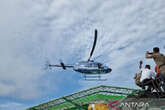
[88,29,97,61]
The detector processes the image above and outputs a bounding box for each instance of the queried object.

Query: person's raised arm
[145,51,153,59]
[139,60,143,69]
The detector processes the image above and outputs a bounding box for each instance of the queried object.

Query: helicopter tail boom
[48,62,73,70]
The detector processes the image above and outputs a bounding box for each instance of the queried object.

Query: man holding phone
[146,47,165,77]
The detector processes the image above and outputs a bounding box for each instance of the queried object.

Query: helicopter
[48,29,112,81]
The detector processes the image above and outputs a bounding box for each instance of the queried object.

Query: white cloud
[0,0,165,108]
[0,102,26,110]
[0,0,51,99]
[76,0,165,89]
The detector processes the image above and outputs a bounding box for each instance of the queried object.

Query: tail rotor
[59,59,66,70]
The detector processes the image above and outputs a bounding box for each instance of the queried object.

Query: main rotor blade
[88,29,97,61]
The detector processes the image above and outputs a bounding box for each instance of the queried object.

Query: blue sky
[0,0,165,109]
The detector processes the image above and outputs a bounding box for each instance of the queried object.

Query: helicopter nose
[107,68,112,72]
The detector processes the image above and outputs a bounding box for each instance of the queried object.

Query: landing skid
[83,74,107,81]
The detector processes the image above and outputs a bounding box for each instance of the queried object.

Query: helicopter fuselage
[73,61,112,74]
[47,29,112,80]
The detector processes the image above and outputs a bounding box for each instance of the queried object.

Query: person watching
[139,61,155,91]
[146,47,165,78]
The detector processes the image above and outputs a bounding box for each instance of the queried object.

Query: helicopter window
[90,63,98,67]
[94,64,98,67]
[89,64,93,67]
[82,63,90,67]
[85,64,90,67]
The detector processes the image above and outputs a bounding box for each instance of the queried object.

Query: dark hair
[145,65,151,69]
[153,47,159,53]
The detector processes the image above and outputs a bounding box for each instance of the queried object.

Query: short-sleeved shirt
[152,53,165,67]
[140,68,155,82]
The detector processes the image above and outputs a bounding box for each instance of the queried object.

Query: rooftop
[27,85,139,110]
